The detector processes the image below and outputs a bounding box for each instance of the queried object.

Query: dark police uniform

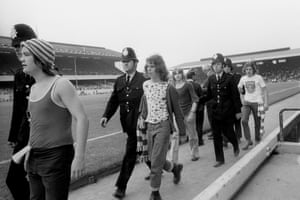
[6,68,34,200]
[102,71,146,191]
[201,72,241,163]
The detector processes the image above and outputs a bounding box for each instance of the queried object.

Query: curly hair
[146,54,169,81]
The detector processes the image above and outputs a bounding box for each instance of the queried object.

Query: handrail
[279,108,300,141]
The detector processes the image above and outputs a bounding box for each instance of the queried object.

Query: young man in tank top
[20,38,89,200]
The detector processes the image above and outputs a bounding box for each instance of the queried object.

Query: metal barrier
[279,108,300,141]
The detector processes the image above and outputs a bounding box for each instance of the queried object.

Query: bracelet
[190,110,196,113]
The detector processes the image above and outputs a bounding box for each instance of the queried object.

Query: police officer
[100,47,147,199]
[223,57,243,142]
[199,53,241,167]
[6,24,36,200]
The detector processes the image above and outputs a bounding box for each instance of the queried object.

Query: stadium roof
[0,36,121,58]
[171,47,300,70]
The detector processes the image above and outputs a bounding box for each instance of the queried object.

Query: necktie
[126,75,130,85]
[217,75,219,81]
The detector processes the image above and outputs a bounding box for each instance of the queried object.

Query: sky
[1,0,300,71]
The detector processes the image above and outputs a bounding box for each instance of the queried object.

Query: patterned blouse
[143,80,169,124]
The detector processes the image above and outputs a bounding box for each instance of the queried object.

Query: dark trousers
[234,118,242,139]
[6,144,30,200]
[206,104,213,128]
[223,118,242,143]
[28,145,74,200]
[115,132,137,190]
[196,109,204,143]
[211,118,239,162]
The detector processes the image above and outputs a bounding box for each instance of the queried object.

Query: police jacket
[8,68,35,146]
[200,73,241,121]
[102,71,147,133]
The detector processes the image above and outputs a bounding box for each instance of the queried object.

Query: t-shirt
[143,80,169,124]
[176,82,199,115]
[238,74,266,103]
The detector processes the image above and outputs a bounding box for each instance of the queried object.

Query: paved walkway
[69,93,300,200]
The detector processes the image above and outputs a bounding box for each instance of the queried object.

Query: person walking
[139,54,185,200]
[20,38,89,200]
[238,61,269,150]
[223,57,243,143]
[173,69,200,161]
[6,24,37,200]
[199,53,241,167]
[202,64,215,140]
[100,47,147,199]
[186,70,205,146]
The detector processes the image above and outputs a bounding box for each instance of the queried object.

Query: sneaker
[242,141,253,150]
[172,163,183,184]
[149,191,162,200]
[113,188,126,199]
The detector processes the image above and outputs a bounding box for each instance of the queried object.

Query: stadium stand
[172,47,300,84]
[0,36,123,100]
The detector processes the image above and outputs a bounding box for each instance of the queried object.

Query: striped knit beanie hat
[21,39,55,69]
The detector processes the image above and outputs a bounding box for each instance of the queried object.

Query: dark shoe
[242,141,253,150]
[113,188,126,199]
[255,137,261,144]
[223,142,228,148]
[191,157,199,161]
[237,138,241,144]
[198,140,204,146]
[172,163,183,184]
[149,191,162,200]
[145,173,151,180]
[213,161,224,168]
[234,148,240,157]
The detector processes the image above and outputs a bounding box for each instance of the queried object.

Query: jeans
[27,145,74,200]
[184,115,199,159]
[147,120,173,190]
[241,102,261,142]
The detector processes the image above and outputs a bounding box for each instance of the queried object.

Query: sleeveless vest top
[28,78,73,148]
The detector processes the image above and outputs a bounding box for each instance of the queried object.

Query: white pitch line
[0,159,10,165]
[87,131,122,142]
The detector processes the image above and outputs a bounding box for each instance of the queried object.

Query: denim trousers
[147,120,173,190]
[241,102,261,142]
[184,115,199,159]
[27,145,74,200]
